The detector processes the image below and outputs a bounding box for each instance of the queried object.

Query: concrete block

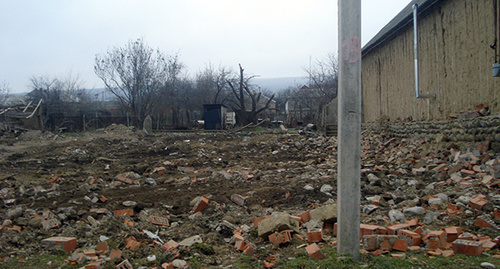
[452,239,483,256]
[41,237,77,252]
[309,203,337,222]
[257,214,300,238]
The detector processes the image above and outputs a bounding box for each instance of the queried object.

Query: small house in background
[203,104,228,130]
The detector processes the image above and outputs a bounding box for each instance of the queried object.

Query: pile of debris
[0,123,498,268]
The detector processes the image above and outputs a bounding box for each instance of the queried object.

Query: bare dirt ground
[0,124,498,268]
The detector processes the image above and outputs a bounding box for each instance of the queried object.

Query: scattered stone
[403,207,426,216]
[389,210,405,223]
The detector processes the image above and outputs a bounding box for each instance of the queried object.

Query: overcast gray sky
[1,0,411,92]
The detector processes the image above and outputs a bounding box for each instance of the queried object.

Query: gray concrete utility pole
[337,0,361,261]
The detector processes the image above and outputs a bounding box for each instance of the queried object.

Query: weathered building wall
[362,0,499,122]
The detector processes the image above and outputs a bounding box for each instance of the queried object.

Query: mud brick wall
[364,114,500,146]
[362,0,499,122]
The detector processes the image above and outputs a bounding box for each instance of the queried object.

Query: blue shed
[203,104,227,130]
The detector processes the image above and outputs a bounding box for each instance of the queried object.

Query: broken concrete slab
[257,214,300,238]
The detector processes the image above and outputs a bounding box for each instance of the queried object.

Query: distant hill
[253,77,309,92]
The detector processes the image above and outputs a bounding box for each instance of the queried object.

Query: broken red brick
[96,241,109,254]
[41,237,77,252]
[391,253,406,259]
[360,224,383,238]
[83,249,97,257]
[305,243,323,259]
[481,240,497,250]
[85,260,104,269]
[235,240,246,251]
[443,226,463,242]
[371,195,387,207]
[5,225,21,233]
[281,230,292,243]
[424,231,446,249]
[427,249,443,256]
[154,167,167,175]
[307,230,323,243]
[380,238,392,251]
[469,194,489,210]
[298,211,311,224]
[231,194,247,206]
[474,216,497,229]
[90,208,108,214]
[371,249,388,256]
[125,237,141,250]
[193,195,209,213]
[162,240,179,252]
[393,239,409,252]
[243,243,257,255]
[116,175,133,184]
[116,259,133,269]
[114,209,134,216]
[148,215,170,226]
[387,223,411,235]
[442,249,454,257]
[452,239,483,256]
[408,246,421,252]
[109,249,122,259]
[398,230,422,246]
[495,208,500,221]
[269,232,283,246]
[446,204,460,214]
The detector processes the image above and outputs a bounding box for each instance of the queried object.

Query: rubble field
[0,123,499,268]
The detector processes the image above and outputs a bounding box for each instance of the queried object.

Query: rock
[29,216,44,228]
[303,184,314,191]
[402,206,426,216]
[428,198,443,205]
[367,173,380,185]
[456,195,472,205]
[310,203,337,222]
[423,212,441,225]
[389,210,406,223]
[257,214,300,238]
[172,259,187,268]
[179,235,202,247]
[363,205,379,215]
[145,178,157,186]
[481,262,496,269]
[320,184,334,193]
[7,207,23,219]
[436,193,449,203]
[303,220,323,231]
[122,201,137,207]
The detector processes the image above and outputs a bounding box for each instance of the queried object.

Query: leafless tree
[28,73,87,104]
[227,64,275,125]
[303,53,338,100]
[195,64,232,104]
[94,38,180,127]
[0,81,11,106]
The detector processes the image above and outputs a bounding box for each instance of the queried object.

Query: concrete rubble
[0,116,498,267]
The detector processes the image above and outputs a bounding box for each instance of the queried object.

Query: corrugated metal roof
[362,0,443,56]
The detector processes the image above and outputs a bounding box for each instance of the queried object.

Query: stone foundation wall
[364,114,500,144]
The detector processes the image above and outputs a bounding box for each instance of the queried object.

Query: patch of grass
[270,245,500,269]
[277,246,360,268]
[0,253,71,269]
[233,253,262,268]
